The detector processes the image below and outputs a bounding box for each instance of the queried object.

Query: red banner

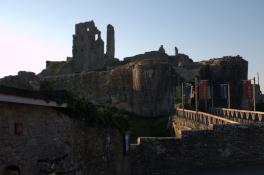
[199,80,208,100]
[243,80,252,99]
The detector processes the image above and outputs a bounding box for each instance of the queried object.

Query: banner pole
[195,77,198,113]
[182,81,184,111]
[253,77,256,111]
[211,85,214,109]
[205,81,207,112]
[228,82,231,109]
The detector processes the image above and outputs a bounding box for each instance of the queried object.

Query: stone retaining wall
[130,124,264,175]
[0,102,125,175]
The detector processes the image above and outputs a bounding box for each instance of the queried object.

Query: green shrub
[66,96,169,140]
[67,97,130,132]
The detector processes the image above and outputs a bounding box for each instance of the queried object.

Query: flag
[220,84,228,99]
[207,85,211,99]
[243,80,252,99]
[199,80,208,100]
[185,83,191,98]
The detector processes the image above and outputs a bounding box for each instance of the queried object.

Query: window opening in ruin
[87,28,90,32]
[95,34,98,41]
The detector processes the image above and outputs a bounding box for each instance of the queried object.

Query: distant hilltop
[0,21,249,116]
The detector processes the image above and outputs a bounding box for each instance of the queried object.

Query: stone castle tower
[106,24,115,59]
[71,21,115,72]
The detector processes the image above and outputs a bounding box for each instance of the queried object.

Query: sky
[0,0,264,89]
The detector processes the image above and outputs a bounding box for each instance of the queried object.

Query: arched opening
[95,34,98,41]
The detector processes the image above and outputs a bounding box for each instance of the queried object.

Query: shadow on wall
[198,165,264,175]
[1,165,21,175]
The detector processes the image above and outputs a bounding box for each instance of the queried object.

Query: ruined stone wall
[199,56,248,108]
[0,102,126,175]
[130,124,264,175]
[71,21,105,72]
[43,59,178,117]
[39,21,120,76]
[106,24,115,59]
[173,56,248,109]
[0,71,40,90]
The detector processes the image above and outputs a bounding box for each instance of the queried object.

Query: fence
[210,108,264,123]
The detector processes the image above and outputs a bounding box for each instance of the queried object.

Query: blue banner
[220,84,228,99]
[185,83,191,98]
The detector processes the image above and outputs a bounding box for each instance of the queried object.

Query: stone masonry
[72,21,105,72]
[106,24,115,59]
[0,102,126,175]
[40,21,119,76]
[130,124,264,175]
[43,58,179,117]
[1,21,250,116]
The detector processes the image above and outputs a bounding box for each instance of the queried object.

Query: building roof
[0,86,70,108]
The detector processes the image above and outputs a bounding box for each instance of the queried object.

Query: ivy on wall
[67,97,130,133]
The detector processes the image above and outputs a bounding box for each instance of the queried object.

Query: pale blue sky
[0,0,264,89]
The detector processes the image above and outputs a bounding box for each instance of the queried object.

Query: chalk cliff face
[43,58,178,116]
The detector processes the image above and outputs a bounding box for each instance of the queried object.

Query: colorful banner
[199,80,208,100]
[243,80,252,99]
[220,84,228,99]
[207,85,211,99]
[185,83,191,98]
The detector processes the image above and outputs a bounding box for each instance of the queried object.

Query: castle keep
[72,21,105,71]
[43,21,118,75]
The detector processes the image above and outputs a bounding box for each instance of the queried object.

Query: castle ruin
[42,21,118,75]
[72,21,105,71]
[2,20,251,116]
[106,24,115,59]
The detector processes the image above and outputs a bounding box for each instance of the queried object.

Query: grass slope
[129,116,171,143]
